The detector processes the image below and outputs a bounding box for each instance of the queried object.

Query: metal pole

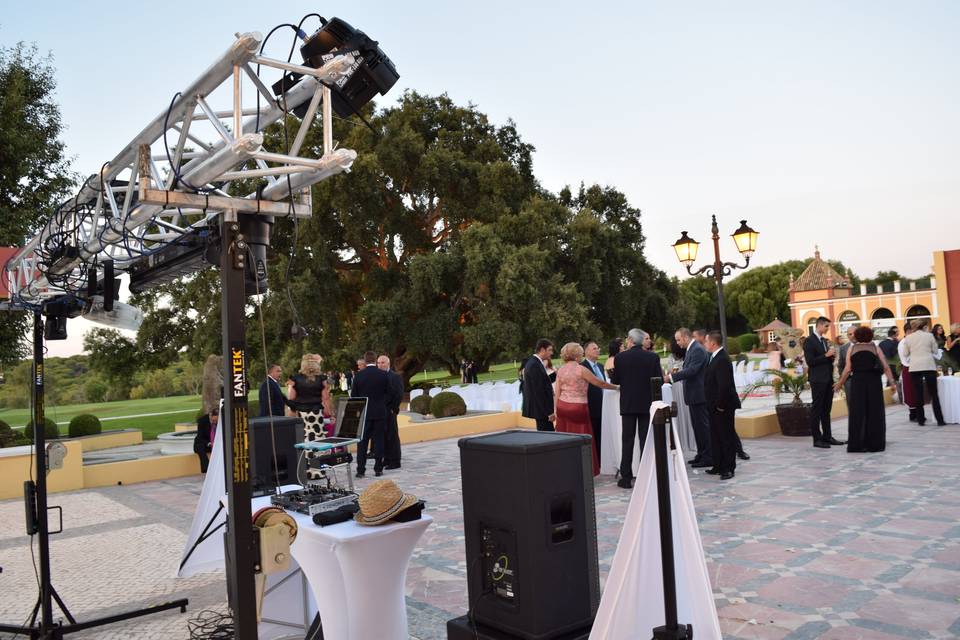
[31,310,56,635]
[651,403,693,640]
[710,215,728,347]
[219,212,258,640]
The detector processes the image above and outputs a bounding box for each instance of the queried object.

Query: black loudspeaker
[248,416,304,496]
[458,430,599,640]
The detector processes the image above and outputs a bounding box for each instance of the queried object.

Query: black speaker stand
[0,311,188,639]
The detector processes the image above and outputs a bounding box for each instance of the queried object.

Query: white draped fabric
[178,417,226,578]
[599,390,640,477]
[590,401,722,640]
[666,382,696,457]
[939,376,960,424]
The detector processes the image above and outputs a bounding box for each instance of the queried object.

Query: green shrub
[84,379,108,403]
[737,333,760,353]
[23,417,61,442]
[430,392,467,418]
[68,414,102,438]
[0,420,17,447]
[409,394,432,415]
[725,338,742,356]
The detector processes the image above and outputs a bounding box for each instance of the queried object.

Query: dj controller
[270,485,358,516]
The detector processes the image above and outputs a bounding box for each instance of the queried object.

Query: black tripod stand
[0,311,188,639]
[650,380,694,640]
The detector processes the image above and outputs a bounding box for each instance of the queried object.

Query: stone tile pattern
[0,404,958,639]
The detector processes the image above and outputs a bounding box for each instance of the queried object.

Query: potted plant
[744,369,811,437]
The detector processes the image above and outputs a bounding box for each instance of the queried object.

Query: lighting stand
[219,211,259,639]
[0,311,187,640]
[650,383,693,640]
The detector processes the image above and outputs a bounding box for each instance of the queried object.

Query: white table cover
[939,376,960,424]
[668,382,696,458]
[590,402,721,639]
[251,491,432,640]
[599,390,641,477]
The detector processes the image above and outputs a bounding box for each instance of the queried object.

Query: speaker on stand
[448,430,599,640]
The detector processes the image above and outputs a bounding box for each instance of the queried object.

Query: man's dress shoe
[720,471,735,480]
[737,450,751,460]
[813,441,831,449]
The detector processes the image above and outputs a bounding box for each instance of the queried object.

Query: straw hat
[354,479,419,526]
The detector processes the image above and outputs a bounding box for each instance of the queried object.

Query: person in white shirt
[897,324,916,421]
[901,319,945,426]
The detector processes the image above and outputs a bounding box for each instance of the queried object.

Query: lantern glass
[672,231,700,267]
[732,220,758,257]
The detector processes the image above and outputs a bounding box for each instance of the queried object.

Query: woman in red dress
[554,342,619,475]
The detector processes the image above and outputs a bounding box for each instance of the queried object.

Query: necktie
[822,337,828,351]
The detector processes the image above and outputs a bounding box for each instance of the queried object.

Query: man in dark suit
[522,339,555,431]
[609,328,663,489]
[377,354,405,470]
[580,340,606,459]
[703,331,740,480]
[803,316,845,448]
[351,351,391,477]
[258,364,287,417]
[667,328,712,468]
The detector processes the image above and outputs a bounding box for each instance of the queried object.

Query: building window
[871,308,894,320]
[905,305,931,318]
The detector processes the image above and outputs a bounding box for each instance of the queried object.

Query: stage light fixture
[82,297,144,332]
[299,17,399,118]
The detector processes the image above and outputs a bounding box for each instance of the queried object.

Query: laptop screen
[335,397,368,439]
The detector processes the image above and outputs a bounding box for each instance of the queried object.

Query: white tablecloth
[669,382,697,457]
[252,492,432,640]
[599,390,641,477]
[939,377,960,424]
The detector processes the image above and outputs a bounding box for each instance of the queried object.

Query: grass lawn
[0,395,211,441]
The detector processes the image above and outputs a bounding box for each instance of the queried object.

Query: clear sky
[3,1,958,356]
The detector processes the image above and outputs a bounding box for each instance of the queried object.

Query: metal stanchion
[650,379,693,640]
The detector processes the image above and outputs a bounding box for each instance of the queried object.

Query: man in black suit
[377,354,405,470]
[522,339,555,431]
[609,328,663,489]
[667,328,712,468]
[703,331,740,480]
[258,364,287,417]
[803,316,845,448]
[580,340,606,459]
[351,351,392,477]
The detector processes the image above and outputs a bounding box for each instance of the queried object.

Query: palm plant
[742,368,808,406]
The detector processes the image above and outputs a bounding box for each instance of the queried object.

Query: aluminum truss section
[6,31,358,304]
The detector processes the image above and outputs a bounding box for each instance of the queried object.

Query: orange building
[788,248,960,340]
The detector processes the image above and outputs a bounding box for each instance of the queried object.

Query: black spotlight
[299,17,399,118]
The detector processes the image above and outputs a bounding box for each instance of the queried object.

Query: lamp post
[672,215,758,347]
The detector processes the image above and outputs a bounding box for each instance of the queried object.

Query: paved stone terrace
[1,404,958,639]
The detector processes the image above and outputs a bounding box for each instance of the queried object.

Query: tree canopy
[133,92,680,385]
[0,43,76,367]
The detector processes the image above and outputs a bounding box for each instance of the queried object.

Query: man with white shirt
[899,322,917,421]
[522,339,556,431]
[902,319,946,426]
[667,327,712,468]
[580,341,606,458]
[703,331,740,480]
[258,364,288,417]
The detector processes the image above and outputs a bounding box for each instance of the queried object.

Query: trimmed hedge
[725,338,742,356]
[736,333,760,353]
[23,417,60,442]
[409,394,432,415]
[430,392,467,418]
[68,413,102,437]
[0,420,25,448]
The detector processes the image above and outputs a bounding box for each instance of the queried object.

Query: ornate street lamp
[673,215,759,346]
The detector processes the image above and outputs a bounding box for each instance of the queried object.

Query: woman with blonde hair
[554,342,618,475]
[288,353,333,442]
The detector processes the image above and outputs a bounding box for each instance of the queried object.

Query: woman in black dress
[288,353,333,443]
[835,326,895,452]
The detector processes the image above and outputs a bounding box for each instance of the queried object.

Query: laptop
[295,397,368,452]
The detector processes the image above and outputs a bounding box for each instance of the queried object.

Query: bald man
[378,355,405,470]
